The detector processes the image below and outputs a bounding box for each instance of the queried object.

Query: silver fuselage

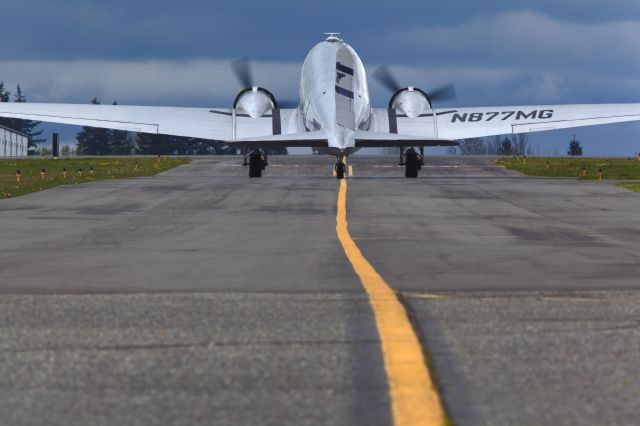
[299,38,371,155]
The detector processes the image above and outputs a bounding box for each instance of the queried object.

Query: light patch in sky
[0,59,301,106]
[515,73,568,102]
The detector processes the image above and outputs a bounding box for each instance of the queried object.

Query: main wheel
[335,162,345,180]
[249,153,263,178]
[405,151,419,178]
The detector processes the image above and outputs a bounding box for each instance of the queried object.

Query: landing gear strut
[399,147,424,178]
[244,149,268,178]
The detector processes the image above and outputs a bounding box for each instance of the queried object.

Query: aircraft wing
[0,102,298,141]
[372,104,640,140]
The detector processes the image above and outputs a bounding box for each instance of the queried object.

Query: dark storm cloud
[2,0,639,61]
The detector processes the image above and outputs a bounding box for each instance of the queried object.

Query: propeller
[428,83,457,103]
[372,65,457,103]
[372,65,402,93]
[231,57,299,108]
[231,57,254,88]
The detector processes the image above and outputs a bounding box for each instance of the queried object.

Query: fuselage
[299,36,371,154]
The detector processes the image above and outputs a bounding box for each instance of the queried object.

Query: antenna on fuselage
[324,32,342,42]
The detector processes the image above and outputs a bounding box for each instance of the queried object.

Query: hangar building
[0,125,29,157]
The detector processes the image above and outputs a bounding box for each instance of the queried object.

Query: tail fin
[335,45,356,129]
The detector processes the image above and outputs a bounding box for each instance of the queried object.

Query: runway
[1,155,640,425]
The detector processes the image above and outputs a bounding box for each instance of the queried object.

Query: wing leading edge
[0,102,299,142]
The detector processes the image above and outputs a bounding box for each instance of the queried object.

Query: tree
[567,135,583,156]
[136,132,239,155]
[136,133,176,155]
[498,138,514,155]
[0,83,14,130]
[457,138,487,155]
[76,98,113,155]
[110,102,135,154]
[485,136,501,155]
[111,130,135,154]
[13,85,45,148]
[512,133,529,156]
[0,83,45,150]
[138,133,188,155]
[0,82,9,103]
[61,145,73,156]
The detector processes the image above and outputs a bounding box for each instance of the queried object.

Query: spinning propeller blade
[373,65,458,104]
[231,58,254,88]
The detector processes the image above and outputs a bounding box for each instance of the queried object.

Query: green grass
[497,156,640,193]
[0,157,190,199]
[497,157,640,185]
[616,182,640,193]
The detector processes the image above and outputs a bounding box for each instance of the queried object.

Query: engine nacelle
[234,87,278,118]
[389,87,432,118]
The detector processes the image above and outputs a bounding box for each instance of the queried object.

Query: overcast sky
[1,0,639,155]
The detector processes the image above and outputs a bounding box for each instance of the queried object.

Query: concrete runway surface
[1,155,639,425]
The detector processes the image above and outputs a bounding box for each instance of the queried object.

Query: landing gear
[405,149,419,178]
[400,147,423,178]
[245,149,268,178]
[335,161,346,180]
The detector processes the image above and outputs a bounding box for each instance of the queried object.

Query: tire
[405,152,419,178]
[335,162,345,180]
[249,154,263,178]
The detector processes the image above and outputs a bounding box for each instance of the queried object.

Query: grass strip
[1,157,190,199]
[496,157,640,180]
[497,157,640,193]
[616,182,640,193]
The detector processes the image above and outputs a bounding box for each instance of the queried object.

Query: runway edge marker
[336,179,447,426]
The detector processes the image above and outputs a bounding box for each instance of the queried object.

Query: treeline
[0,82,45,148]
[76,98,239,155]
[449,134,535,156]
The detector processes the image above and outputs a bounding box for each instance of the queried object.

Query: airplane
[1,33,640,179]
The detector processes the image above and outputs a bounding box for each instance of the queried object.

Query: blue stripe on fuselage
[335,85,354,99]
[336,62,354,76]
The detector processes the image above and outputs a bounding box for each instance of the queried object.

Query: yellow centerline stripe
[336,179,446,426]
